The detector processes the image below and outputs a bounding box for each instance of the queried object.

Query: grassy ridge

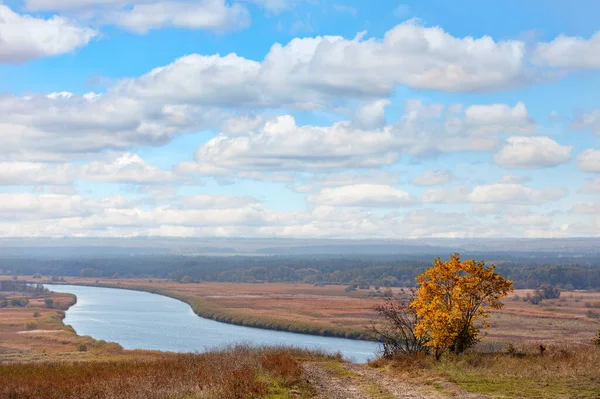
[55,282,371,341]
[0,345,331,399]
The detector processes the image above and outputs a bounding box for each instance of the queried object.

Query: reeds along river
[48,284,379,363]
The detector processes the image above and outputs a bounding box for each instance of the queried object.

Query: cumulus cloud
[0,92,226,161]
[533,31,600,69]
[309,171,400,187]
[493,136,572,169]
[572,202,600,214]
[423,183,566,205]
[577,149,600,172]
[115,20,531,106]
[498,174,531,184]
[412,170,454,186]
[0,4,96,63]
[82,153,179,183]
[580,177,600,194]
[0,153,178,186]
[464,102,536,134]
[185,102,505,175]
[24,0,250,33]
[570,108,600,135]
[352,99,390,129]
[308,184,417,207]
[106,1,250,33]
[468,183,566,204]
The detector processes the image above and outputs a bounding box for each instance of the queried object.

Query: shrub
[11,298,28,307]
[44,298,54,308]
[584,302,600,309]
[370,287,429,358]
[586,310,600,319]
[536,284,561,299]
[0,300,7,308]
[25,322,37,330]
[593,330,600,347]
[33,312,40,318]
[32,273,41,279]
[78,344,88,352]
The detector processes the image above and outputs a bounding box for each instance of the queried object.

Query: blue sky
[0,0,599,238]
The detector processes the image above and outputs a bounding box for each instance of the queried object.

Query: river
[48,284,380,363]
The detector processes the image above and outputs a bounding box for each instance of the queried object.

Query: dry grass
[0,345,327,399]
[372,344,600,399]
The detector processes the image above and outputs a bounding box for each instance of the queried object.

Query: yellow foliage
[411,253,514,358]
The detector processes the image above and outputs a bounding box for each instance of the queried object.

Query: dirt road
[302,361,488,399]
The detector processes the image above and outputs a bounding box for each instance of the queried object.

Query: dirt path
[302,361,488,399]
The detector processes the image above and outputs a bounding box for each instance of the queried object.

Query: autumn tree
[412,253,513,359]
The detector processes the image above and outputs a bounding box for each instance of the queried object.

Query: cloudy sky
[0,0,599,238]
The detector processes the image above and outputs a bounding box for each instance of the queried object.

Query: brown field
[4,276,599,346]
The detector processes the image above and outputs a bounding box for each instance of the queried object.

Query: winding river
[48,285,380,363]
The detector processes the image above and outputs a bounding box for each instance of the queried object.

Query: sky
[0,0,599,239]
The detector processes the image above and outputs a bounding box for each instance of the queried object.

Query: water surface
[49,284,379,363]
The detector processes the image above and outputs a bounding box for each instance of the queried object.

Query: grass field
[370,343,600,399]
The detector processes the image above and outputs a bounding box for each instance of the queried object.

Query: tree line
[1,253,599,289]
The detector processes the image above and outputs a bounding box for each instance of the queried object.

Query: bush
[537,284,561,300]
[33,312,40,317]
[32,273,41,279]
[25,322,37,330]
[586,310,600,319]
[44,298,54,308]
[78,344,88,352]
[0,300,7,308]
[593,330,600,347]
[11,298,28,307]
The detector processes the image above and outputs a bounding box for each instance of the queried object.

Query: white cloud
[412,170,454,186]
[580,177,600,194]
[185,102,504,175]
[309,171,400,187]
[25,0,250,33]
[82,153,179,183]
[423,183,566,205]
[0,162,76,185]
[0,4,96,63]
[115,20,530,106]
[468,183,566,204]
[472,204,530,216]
[570,108,600,135]
[494,136,572,169]
[0,92,226,161]
[464,102,536,134]
[533,31,600,69]
[308,184,417,207]
[422,186,471,204]
[106,1,250,33]
[0,153,178,186]
[181,194,260,209]
[572,202,600,214]
[352,99,390,129]
[498,173,531,184]
[576,149,600,172]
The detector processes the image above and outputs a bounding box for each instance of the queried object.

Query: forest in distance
[1,248,600,290]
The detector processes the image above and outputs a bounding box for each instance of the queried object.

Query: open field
[4,276,599,345]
